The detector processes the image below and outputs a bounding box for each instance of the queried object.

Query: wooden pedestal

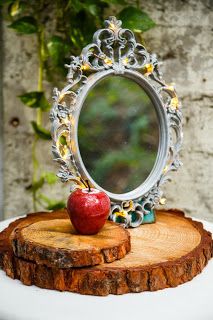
[0,209,212,296]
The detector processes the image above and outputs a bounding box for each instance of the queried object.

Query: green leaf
[8,16,38,34]
[67,0,82,12]
[9,1,26,17]
[101,0,127,4]
[27,177,45,192]
[86,4,99,16]
[68,11,97,49]
[68,0,101,15]
[31,121,51,140]
[38,194,65,210]
[19,91,50,111]
[43,172,58,185]
[118,7,156,32]
[46,201,65,211]
[47,36,70,67]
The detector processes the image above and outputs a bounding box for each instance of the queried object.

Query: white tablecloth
[0,216,212,320]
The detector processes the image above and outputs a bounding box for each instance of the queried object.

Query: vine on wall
[1,0,155,211]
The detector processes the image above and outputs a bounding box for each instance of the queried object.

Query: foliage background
[0,0,156,212]
[0,0,212,221]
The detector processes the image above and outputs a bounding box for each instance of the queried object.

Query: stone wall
[1,0,213,221]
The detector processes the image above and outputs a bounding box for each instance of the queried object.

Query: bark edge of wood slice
[9,211,131,268]
[0,209,212,296]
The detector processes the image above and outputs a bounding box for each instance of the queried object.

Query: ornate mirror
[50,16,183,228]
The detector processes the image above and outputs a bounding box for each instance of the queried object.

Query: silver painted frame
[50,16,183,227]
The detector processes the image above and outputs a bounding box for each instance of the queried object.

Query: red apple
[67,187,111,235]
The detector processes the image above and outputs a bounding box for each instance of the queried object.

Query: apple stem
[86,180,91,192]
[80,178,88,188]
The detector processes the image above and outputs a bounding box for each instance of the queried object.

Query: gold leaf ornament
[170,97,179,110]
[143,63,154,75]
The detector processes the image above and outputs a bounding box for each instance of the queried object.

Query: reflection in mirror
[78,76,159,194]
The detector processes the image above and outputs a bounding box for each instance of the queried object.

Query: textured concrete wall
[2,23,69,219]
[0,13,4,220]
[1,0,213,221]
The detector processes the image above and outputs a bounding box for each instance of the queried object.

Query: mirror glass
[78,76,159,194]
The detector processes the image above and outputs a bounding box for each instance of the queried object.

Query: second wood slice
[10,212,130,268]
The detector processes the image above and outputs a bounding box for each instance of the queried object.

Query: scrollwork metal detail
[50,16,183,228]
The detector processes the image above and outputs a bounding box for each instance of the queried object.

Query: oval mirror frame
[50,16,183,228]
[74,69,167,200]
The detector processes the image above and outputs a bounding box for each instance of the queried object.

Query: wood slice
[9,211,130,268]
[0,209,212,296]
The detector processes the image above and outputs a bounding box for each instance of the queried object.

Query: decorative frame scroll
[50,16,183,228]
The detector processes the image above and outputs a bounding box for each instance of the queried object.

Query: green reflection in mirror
[78,76,159,194]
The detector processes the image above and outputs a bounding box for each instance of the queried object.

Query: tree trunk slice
[9,213,131,268]
[0,209,212,296]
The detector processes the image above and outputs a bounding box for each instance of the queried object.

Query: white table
[0,216,212,320]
